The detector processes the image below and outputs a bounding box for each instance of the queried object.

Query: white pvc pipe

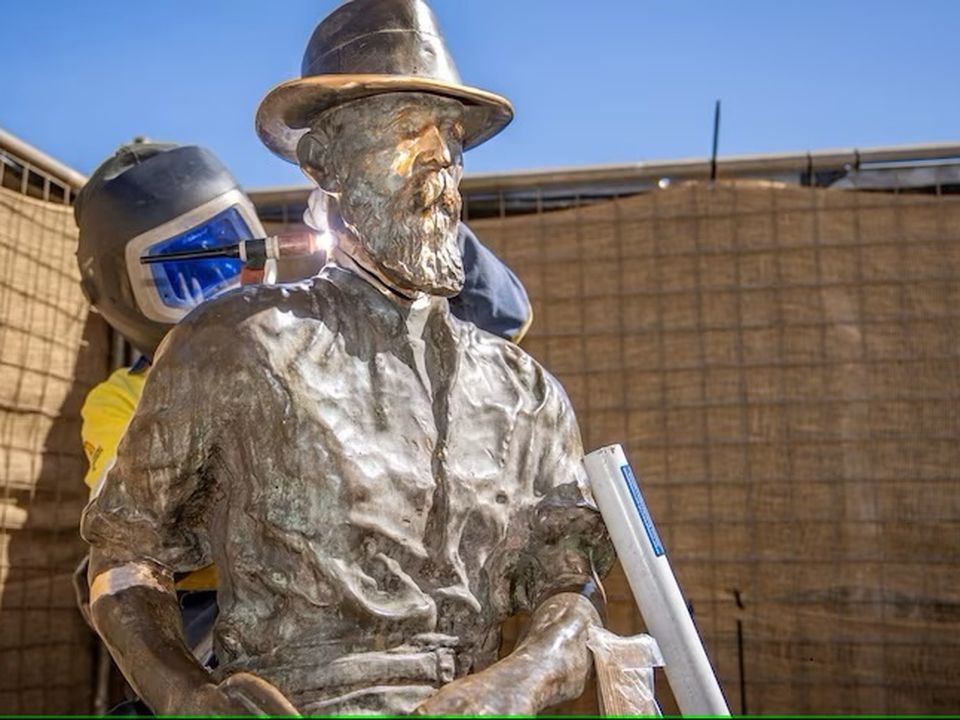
[583,444,730,716]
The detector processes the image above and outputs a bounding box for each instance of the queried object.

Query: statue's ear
[297,131,338,193]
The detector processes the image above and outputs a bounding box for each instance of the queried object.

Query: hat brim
[255,74,514,163]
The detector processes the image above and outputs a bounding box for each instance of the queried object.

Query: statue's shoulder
[456,318,573,418]
[179,275,342,335]
[157,275,343,367]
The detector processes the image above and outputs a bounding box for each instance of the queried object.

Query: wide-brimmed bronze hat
[256,0,514,163]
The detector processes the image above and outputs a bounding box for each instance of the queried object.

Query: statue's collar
[319,263,443,340]
[330,238,425,306]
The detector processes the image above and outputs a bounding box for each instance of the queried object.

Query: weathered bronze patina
[82,0,614,715]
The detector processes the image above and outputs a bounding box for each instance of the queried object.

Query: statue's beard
[343,169,465,297]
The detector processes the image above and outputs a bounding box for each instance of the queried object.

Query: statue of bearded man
[82,0,615,715]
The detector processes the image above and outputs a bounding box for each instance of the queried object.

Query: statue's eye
[386,111,417,137]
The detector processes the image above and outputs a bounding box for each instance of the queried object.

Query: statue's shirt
[82,266,612,714]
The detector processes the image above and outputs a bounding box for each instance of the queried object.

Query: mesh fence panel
[470,179,960,714]
[0,186,109,713]
[2,156,958,713]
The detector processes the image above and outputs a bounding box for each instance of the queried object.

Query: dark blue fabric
[108,698,152,716]
[179,589,218,663]
[449,224,531,341]
[129,355,151,374]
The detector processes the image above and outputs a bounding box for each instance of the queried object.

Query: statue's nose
[415,125,453,169]
[391,125,455,177]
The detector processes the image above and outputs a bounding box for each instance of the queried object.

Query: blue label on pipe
[620,464,665,557]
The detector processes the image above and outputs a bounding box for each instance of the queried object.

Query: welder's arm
[88,550,298,716]
[414,592,600,715]
[449,223,533,342]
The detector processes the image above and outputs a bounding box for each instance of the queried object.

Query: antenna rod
[710,100,721,182]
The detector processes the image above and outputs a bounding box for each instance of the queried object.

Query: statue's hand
[220,673,301,716]
[413,661,538,716]
[168,673,300,716]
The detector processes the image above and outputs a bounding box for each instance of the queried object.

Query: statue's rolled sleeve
[515,379,616,613]
[81,333,215,574]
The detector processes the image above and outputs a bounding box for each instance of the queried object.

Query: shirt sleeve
[80,367,146,492]
[449,223,533,343]
[80,325,218,573]
[513,374,616,613]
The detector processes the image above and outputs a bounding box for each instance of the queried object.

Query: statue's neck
[330,239,424,306]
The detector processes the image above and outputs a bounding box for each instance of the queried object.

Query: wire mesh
[1,132,958,714]
[468,177,960,715]
[0,181,109,713]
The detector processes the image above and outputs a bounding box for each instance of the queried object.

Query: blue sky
[3,1,957,187]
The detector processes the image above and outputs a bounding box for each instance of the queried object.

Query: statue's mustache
[411,169,460,215]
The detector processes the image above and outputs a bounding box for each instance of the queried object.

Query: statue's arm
[81,321,298,715]
[87,551,220,714]
[88,550,297,715]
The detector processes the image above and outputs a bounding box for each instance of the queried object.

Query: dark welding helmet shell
[75,143,248,357]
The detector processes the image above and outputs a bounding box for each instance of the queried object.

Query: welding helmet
[75,141,264,357]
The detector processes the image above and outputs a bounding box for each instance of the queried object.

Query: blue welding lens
[145,206,249,310]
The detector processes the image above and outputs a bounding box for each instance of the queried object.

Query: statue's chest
[256,341,527,550]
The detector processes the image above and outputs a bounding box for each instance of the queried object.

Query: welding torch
[139,230,326,284]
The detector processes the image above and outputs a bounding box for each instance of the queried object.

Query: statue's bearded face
[301,93,466,296]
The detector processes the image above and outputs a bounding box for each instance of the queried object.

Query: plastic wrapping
[587,626,664,716]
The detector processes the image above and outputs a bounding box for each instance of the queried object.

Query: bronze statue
[81,0,614,714]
